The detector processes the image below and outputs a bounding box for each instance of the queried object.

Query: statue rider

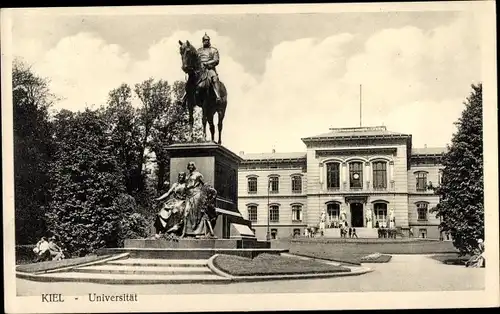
[198,33,222,103]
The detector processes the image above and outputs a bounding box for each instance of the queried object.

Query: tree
[149,80,204,194]
[102,84,143,197]
[432,83,483,256]
[46,109,127,257]
[12,58,57,244]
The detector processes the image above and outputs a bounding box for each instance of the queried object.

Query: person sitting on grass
[34,237,51,262]
[48,236,65,261]
[466,239,485,268]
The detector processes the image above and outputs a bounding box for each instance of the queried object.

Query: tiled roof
[240,152,306,160]
[411,147,448,155]
[302,126,410,141]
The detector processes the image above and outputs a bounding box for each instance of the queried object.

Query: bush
[114,193,151,246]
[45,110,127,257]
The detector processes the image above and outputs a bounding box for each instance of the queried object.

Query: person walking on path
[352,228,358,238]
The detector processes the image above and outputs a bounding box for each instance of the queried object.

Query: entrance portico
[345,195,369,228]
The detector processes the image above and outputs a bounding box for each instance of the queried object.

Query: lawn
[272,239,458,265]
[213,253,351,276]
[429,253,470,265]
[16,254,113,274]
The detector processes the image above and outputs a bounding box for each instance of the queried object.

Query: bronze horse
[178,40,227,144]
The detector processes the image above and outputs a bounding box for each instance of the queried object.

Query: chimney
[272,149,276,153]
[239,151,244,156]
[424,144,427,148]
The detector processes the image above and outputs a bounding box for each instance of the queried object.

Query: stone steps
[73,264,213,275]
[107,258,208,267]
[323,227,380,239]
[34,271,230,284]
[18,257,229,284]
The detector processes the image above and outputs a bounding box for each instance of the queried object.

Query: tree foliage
[13,61,205,253]
[13,58,56,244]
[432,83,483,255]
[46,109,127,257]
[102,84,143,197]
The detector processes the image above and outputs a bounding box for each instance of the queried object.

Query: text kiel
[41,294,64,302]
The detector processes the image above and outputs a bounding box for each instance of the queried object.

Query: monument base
[165,142,255,239]
[124,238,270,249]
[96,238,286,260]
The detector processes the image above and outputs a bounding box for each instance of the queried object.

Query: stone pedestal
[165,142,255,239]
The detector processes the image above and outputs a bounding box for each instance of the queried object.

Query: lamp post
[266,178,271,241]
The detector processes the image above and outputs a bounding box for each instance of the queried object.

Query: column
[342,162,348,190]
[319,163,324,191]
[365,162,371,190]
[389,161,395,190]
[366,204,373,228]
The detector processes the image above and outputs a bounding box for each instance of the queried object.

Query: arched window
[415,171,428,191]
[374,203,388,227]
[417,202,428,220]
[349,162,363,189]
[269,176,279,193]
[247,205,257,222]
[326,162,341,190]
[291,175,302,193]
[326,203,340,222]
[269,205,280,222]
[247,177,257,193]
[372,161,387,189]
[292,204,302,221]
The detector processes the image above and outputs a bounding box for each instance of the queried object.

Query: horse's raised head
[179,40,197,73]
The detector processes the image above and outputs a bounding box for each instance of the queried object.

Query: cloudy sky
[9,4,484,154]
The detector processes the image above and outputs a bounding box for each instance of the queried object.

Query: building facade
[237,126,446,240]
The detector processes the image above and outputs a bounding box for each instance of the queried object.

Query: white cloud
[18,15,480,154]
[34,32,132,111]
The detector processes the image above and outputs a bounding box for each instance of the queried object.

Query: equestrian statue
[178,33,228,144]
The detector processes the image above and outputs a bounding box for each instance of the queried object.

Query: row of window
[325,161,388,190]
[247,202,430,222]
[246,168,440,193]
[415,171,442,191]
[247,175,303,194]
[247,204,303,222]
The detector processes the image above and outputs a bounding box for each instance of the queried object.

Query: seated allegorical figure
[154,172,187,238]
[181,161,218,238]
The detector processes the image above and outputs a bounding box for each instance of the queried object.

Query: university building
[237,126,446,240]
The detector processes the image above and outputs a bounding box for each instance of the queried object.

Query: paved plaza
[17,254,484,296]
